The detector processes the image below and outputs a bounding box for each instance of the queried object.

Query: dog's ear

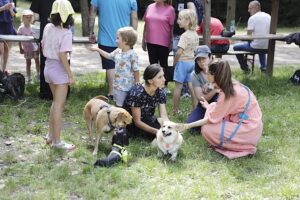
[117,112,126,119]
[157,118,165,127]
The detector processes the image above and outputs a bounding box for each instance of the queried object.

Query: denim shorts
[173,60,194,83]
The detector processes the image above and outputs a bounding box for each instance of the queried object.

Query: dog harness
[219,85,251,147]
[99,105,115,132]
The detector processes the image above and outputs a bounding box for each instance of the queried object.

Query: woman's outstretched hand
[200,97,209,109]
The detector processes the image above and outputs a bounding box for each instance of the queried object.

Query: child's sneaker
[35,74,40,83]
[52,141,76,152]
[181,92,191,99]
[27,78,33,85]
[163,88,172,94]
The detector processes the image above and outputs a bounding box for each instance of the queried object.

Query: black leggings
[146,43,170,85]
[146,43,169,68]
[126,116,160,141]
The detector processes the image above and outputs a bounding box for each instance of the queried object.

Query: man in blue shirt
[89,0,138,99]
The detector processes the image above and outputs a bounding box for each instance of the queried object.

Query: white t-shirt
[177,30,199,61]
[247,11,271,49]
[41,23,72,60]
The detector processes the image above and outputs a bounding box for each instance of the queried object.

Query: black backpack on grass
[0,71,25,101]
[289,69,300,85]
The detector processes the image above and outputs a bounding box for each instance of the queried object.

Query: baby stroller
[0,71,25,101]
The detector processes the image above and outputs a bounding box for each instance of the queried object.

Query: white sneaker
[27,78,33,85]
[181,93,191,98]
[35,75,40,83]
[164,88,172,94]
[52,141,76,152]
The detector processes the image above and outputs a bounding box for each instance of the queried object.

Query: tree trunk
[80,0,89,36]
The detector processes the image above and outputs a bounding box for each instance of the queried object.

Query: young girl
[185,59,263,159]
[90,26,139,107]
[172,9,199,114]
[42,0,75,151]
[17,9,40,84]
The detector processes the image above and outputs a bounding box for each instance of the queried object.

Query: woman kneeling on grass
[123,63,169,140]
[186,59,263,159]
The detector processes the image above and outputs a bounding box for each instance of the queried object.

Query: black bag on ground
[0,72,25,100]
[289,69,300,84]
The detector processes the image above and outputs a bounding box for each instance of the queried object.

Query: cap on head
[22,9,34,16]
[51,0,75,23]
[194,45,211,60]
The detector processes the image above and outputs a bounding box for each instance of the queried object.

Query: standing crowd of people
[0,0,269,163]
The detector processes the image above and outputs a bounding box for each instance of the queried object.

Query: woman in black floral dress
[123,64,169,140]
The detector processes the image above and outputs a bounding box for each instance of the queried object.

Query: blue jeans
[233,42,267,70]
[187,94,218,134]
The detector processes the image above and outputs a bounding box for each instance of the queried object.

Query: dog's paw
[151,138,158,147]
[157,151,163,158]
[170,152,178,161]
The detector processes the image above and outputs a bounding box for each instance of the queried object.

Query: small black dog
[0,71,25,100]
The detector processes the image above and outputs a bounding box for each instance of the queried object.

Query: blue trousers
[187,94,218,133]
[233,42,267,70]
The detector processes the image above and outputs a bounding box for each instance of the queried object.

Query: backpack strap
[219,85,251,147]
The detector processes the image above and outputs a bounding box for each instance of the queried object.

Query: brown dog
[83,95,132,155]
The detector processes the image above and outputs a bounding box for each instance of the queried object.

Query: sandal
[52,141,76,152]
[43,134,52,145]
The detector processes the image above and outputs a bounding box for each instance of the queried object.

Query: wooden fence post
[266,0,279,76]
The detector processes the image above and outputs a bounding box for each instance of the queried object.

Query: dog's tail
[93,95,109,101]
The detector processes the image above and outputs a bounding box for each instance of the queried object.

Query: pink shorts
[44,59,69,85]
[24,50,39,59]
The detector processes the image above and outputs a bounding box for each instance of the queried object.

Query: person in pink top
[185,59,263,159]
[197,17,230,56]
[17,9,40,84]
[41,0,75,151]
[142,0,175,86]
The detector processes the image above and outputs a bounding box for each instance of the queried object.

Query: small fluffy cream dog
[152,120,184,161]
[83,95,132,155]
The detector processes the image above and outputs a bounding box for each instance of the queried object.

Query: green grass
[1,67,300,199]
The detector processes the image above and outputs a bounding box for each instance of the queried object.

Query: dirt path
[5,40,300,75]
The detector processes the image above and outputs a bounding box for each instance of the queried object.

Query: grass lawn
[0,67,300,199]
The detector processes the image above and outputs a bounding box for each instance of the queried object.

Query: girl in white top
[172,9,198,114]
